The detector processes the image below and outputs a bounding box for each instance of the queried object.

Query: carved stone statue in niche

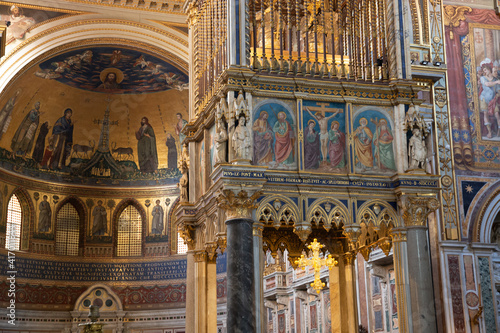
[214,118,228,165]
[231,114,251,163]
[403,104,431,172]
[408,128,427,169]
[178,144,189,202]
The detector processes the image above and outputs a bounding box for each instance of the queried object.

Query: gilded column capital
[205,242,218,262]
[216,232,227,253]
[216,189,262,220]
[186,1,198,29]
[390,228,408,243]
[253,221,264,237]
[398,195,439,227]
[343,252,356,266]
[343,225,362,251]
[178,224,195,251]
[193,250,207,263]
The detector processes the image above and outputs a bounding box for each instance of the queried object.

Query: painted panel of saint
[470,27,500,140]
[353,111,396,174]
[302,101,346,172]
[253,101,296,170]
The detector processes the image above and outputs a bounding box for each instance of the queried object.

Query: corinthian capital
[398,195,439,227]
[216,189,262,220]
[178,224,195,251]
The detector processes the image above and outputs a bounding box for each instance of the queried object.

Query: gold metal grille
[55,203,79,256]
[5,195,21,251]
[117,205,142,257]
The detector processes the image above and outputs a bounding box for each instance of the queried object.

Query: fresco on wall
[0,3,70,45]
[252,101,297,170]
[353,110,396,174]
[446,7,500,171]
[302,100,346,172]
[0,46,189,186]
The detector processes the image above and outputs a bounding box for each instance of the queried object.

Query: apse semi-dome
[0,45,189,187]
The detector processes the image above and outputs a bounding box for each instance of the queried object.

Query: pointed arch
[6,194,22,251]
[256,195,300,229]
[55,196,87,256]
[6,188,34,251]
[306,198,350,231]
[113,199,146,257]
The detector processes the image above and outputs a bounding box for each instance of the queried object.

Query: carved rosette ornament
[216,189,262,220]
[398,195,440,227]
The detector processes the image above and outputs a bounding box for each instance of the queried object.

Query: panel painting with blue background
[252,101,297,170]
[353,110,397,175]
[302,100,346,173]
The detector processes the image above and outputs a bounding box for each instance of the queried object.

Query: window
[117,205,142,256]
[55,203,79,256]
[177,232,188,254]
[5,194,22,251]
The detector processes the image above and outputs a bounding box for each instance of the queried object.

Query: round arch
[469,180,500,243]
[0,17,188,94]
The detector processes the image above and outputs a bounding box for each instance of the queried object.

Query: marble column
[253,221,265,333]
[343,254,358,333]
[399,195,439,333]
[194,251,208,333]
[217,189,261,333]
[391,228,412,333]
[185,250,196,333]
[329,265,342,333]
[207,256,218,333]
[407,225,437,332]
[226,218,255,332]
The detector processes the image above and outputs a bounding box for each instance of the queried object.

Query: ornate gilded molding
[0,19,188,69]
[216,189,262,220]
[398,195,439,227]
[56,0,185,14]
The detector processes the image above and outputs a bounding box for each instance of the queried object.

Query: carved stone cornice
[398,195,439,227]
[216,189,262,220]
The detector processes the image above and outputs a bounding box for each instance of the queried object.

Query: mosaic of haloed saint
[353,109,396,174]
[302,100,346,172]
[0,46,189,186]
[252,101,297,170]
[0,4,68,45]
